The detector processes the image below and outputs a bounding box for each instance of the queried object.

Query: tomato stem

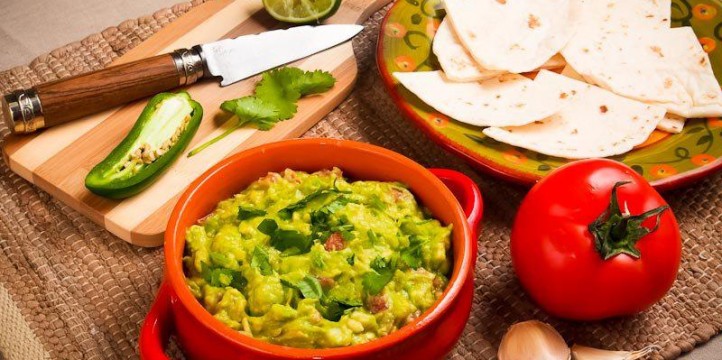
[588,182,669,260]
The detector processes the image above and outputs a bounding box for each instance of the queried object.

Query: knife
[2,24,363,134]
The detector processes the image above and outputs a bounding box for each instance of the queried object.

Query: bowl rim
[374,0,722,192]
[164,138,474,357]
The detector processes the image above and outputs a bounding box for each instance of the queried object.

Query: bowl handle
[430,169,483,254]
[139,281,174,360]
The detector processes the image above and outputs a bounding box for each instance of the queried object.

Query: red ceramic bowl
[139,139,483,360]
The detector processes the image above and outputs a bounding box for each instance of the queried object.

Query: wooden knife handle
[39,54,181,125]
[2,48,205,133]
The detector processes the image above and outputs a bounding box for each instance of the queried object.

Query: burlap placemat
[0,1,720,359]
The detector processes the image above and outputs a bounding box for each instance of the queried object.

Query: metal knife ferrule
[171,47,206,86]
[2,89,44,134]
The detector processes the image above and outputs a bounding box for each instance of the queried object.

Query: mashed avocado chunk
[184,168,452,348]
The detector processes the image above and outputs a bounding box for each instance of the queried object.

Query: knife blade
[2,24,363,134]
[203,25,363,86]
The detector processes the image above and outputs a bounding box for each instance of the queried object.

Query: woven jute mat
[0,1,720,359]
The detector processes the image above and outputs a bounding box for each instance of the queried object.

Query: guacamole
[184,168,452,348]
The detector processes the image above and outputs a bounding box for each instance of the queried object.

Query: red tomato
[511,159,681,321]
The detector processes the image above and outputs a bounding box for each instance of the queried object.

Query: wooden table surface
[0,1,717,359]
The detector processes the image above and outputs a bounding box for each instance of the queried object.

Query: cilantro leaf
[257,219,312,254]
[271,229,312,254]
[256,67,336,97]
[251,246,272,275]
[370,257,389,272]
[400,235,425,269]
[209,252,229,266]
[257,219,279,235]
[362,257,396,295]
[326,196,353,212]
[220,96,279,122]
[312,251,326,269]
[346,253,355,266]
[339,227,355,241]
[188,67,336,157]
[281,272,361,322]
[255,68,301,120]
[318,297,362,322]
[279,188,345,220]
[222,96,282,131]
[367,230,379,244]
[296,275,323,299]
[289,69,336,95]
[281,275,323,300]
[310,196,355,241]
[229,272,248,290]
[368,194,387,211]
[201,261,247,290]
[280,278,297,289]
[238,207,266,221]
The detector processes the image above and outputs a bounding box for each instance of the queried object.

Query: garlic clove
[571,344,659,360]
[498,320,572,360]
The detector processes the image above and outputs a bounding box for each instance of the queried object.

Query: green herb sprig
[200,262,247,290]
[257,219,312,255]
[188,67,335,157]
[281,275,362,322]
[362,257,396,295]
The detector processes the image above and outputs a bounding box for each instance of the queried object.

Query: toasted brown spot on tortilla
[600,105,609,113]
[528,14,541,29]
[650,46,664,58]
[560,92,568,99]
[664,78,673,89]
[496,0,507,4]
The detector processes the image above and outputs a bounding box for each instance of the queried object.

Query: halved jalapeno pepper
[85,91,203,199]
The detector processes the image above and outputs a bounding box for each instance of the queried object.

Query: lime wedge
[263,0,342,24]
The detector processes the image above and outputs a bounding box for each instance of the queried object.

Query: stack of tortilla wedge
[394,0,722,159]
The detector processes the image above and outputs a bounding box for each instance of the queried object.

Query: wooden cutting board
[1,0,390,247]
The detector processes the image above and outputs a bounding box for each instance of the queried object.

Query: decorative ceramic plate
[377,0,722,190]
